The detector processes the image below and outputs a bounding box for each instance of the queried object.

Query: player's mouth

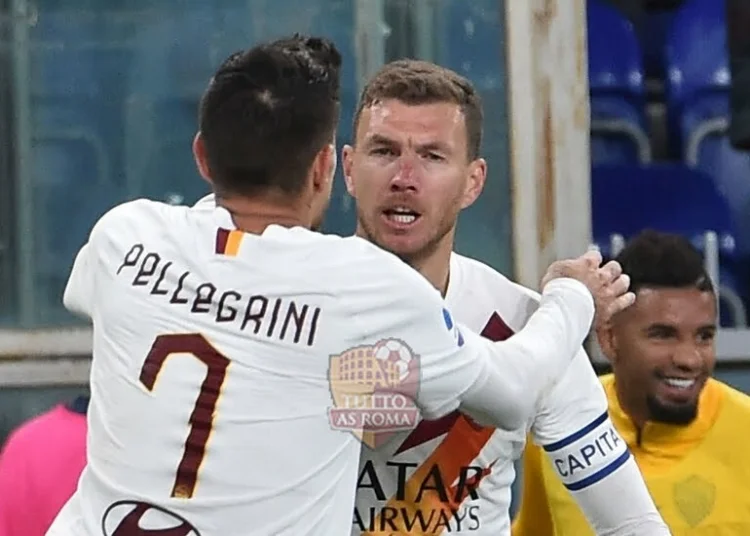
[662,377,696,390]
[657,374,702,400]
[382,207,421,228]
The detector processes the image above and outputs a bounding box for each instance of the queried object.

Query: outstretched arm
[530,351,671,535]
[358,270,595,431]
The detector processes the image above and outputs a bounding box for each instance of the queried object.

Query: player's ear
[342,144,356,196]
[312,143,336,193]
[192,132,213,185]
[595,321,618,364]
[460,157,487,210]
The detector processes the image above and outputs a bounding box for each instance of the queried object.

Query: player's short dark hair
[615,230,715,295]
[353,59,483,160]
[198,34,342,197]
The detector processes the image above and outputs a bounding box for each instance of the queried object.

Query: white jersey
[353,253,629,535]
[47,197,595,536]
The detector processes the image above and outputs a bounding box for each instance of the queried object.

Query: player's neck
[408,240,453,298]
[354,225,453,296]
[614,382,649,429]
[216,195,310,234]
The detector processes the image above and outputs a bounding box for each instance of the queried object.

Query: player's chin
[647,389,701,425]
[373,231,427,260]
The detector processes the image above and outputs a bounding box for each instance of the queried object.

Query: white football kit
[46,196,597,536]
[354,253,670,535]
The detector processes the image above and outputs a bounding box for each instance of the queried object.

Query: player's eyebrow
[364,134,451,154]
[416,140,452,154]
[640,323,678,339]
[363,133,397,148]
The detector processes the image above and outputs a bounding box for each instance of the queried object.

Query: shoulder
[454,253,538,294]
[715,379,750,415]
[339,236,441,296]
[84,200,193,266]
[318,238,445,336]
[89,199,175,243]
[450,253,542,331]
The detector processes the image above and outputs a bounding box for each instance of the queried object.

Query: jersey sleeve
[530,348,633,491]
[63,243,94,318]
[564,456,671,535]
[350,249,596,431]
[512,439,670,536]
[510,440,556,536]
[63,206,114,319]
[530,357,670,534]
[453,278,596,430]
[63,200,146,319]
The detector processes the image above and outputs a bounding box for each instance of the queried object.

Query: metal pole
[10,0,34,326]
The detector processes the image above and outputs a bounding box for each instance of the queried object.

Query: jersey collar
[444,252,462,304]
[194,194,311,239]
[193,194,216,210]
[603,375,722,450]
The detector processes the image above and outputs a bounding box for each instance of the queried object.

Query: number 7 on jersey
[139,333,230,499]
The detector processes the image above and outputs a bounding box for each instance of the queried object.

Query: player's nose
[671,343,703,371]
[389,156,419,192]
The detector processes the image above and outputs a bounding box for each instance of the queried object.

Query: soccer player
[513,231,750,534]
[342,59,669,535]
[44,37,630,536]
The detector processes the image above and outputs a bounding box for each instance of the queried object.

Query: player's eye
[646,326,676,340]
[424,152,445,161]
[697,330,716,343]
[370,147,395,156]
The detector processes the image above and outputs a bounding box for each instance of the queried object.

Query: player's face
[343,99,485,263]
[604,287,717,425]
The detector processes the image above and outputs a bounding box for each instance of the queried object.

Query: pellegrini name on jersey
[115,242,321,347]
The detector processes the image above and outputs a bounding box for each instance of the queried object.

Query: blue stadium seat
[665,0,729,154]
[692,138,750,255]
[664,0,750,254]
[591,164,735,249]
[639,10,676,79]
[587,0,650,165]
[591,164,746,326]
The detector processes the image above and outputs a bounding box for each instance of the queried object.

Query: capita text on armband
[543,411,631,491]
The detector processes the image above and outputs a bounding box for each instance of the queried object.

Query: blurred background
[1,0,750,512]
